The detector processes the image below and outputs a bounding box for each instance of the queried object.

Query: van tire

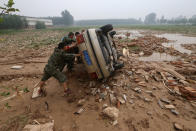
[100,24,113,33]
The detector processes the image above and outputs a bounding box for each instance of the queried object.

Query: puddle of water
[156,34,196,54]
[139,52,179,62]
[162,43,192,54]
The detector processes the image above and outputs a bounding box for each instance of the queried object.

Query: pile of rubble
[115,35,185,57]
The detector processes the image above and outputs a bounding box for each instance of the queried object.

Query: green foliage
[4,103,11,109]
[0,15,28,29]
[144,13,157,25]
[35,21,46,29]
[0,0,19,16]
[23,88,30,93]
[50,10,74,26]
[1,91,10,96]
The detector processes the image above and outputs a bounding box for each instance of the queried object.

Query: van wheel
[100,24,113,33]
[114,61,124,70]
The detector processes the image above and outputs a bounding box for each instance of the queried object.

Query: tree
[144,13,156,25]
[0,0,19,16]
[174,15,187,25]
[61,10,74,26]
[49,10,74,26]
[0,15,27,29]
[160,16,167,24]
[35,21,46,29]
[189,15,196,25]
[0,0,19,22]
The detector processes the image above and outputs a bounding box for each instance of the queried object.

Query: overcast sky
[1,0,196,20]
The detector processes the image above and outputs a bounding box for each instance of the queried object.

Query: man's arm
[63,42,77,50]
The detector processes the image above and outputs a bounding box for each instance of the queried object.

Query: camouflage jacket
[45,47,75,72]
[61,36,76,45]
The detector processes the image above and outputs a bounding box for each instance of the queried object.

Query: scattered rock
[174,123,183,131]
[126,71,133,76]
[134,87,142,93]
[171,109,179,115]
[160,98,171,104]
[117,97,126,104]
[77,99,86,106]
[165,105,175,109]
[103,104,108,109]
[129,99,134,104]
[89,81,96,88]
[112,120,118,126]
[158,100,164,109]
[103,107,119,120]
[122,94,127,101]
[74,108,85,115]
[147,111,153,116]
[144,98,152,102]
[23,120,54,131]
[110,94,117,105]
[91,88,97,96]
[139,51,144,56]
[11,65,23,70]
[99,91,107,99]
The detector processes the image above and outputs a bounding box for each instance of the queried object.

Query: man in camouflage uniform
[38,40,81,96]
[62,32,79,70]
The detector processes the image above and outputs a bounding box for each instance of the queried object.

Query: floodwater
[139,53,179,62]
[156,33,196,54]
[116,30,196,61]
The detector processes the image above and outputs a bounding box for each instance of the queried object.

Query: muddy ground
[0,29,196,131]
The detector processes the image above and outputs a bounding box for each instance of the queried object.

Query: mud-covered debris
[165,105,175,109]
[23,120,54,131]
[163,68,186,80]
[32,87,41,99]
[126,70,133,76]
[103,104,108,109]
[144,98,152,102]
[171,109,179,115]
[77,99,86,106]
[110,94,117,105]
[11,65,23,70]
[158,100,164,109]
[147,111,153,116]
[123,94,127,101]
[174,123,183,131]
[179,86,196,100]
[99,91,108,99]
[112,120,118,126]
[139,51,144,56]
[160,98,171,104]
[103,107,119,120]
[89,81,96,88]
[117,97,126,104]
[123,48,129,57]
[91,88,97,96]
[145,91,153,94]
[74,108,85,115]
[134,87,142,93]
[129,99,134,104]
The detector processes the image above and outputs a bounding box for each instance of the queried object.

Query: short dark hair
[58,42,66,49]
[68,32,74,37]
[75,32,80,36]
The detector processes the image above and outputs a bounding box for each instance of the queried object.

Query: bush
[35,21,46,29]
[0,15,28,29]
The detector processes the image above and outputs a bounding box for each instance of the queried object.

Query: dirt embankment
[0,30,196,131]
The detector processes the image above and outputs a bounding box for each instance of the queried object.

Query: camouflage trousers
[41,57,75,83]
